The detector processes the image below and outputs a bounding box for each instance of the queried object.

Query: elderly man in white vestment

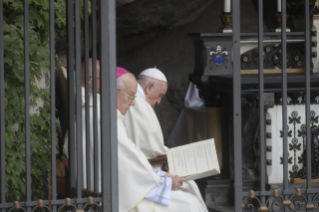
[117,67,208,212]
[124,68,169,172]
[123,68,207,209]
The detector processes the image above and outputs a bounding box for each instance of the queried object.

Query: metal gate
[236,0,316,211]
[0,0,316,212]
[0,0,118,212]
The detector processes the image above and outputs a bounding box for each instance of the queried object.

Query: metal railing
[237,0,315,211]
[0,0,117,211]
[0,0,316,211]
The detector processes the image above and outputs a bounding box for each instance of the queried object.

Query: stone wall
[116,0,271,140]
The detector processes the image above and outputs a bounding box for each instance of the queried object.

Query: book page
[167,138,220,177]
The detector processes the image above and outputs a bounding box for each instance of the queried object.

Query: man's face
[145,81,168,107]
[117,76,137,115]
[82,59,100,93]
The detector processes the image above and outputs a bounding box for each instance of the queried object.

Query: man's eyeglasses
[117,89,136,102]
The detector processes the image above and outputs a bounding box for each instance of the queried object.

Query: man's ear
[144,83,154,94]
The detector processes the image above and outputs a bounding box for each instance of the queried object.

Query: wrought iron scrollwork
[32,205,52,212]
[83,203,102,212]
[266,195,284,212]
[82,197,102,212]
[288,194,307,211]
[242,195,262,212]
[7,206,27,212]
[312,192,319,208]
[57,199,78,212]
[30,200,52,212]
[7,201,27,212]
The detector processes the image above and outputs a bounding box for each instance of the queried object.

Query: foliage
[2,0,66,202]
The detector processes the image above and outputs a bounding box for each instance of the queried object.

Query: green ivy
[2,0,66,202]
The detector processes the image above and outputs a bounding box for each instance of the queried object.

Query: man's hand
[165,172,176,178]
[165,173,187,191]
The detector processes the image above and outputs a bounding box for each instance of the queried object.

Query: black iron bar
[75,0,83,204]
[100,0,118,211]
[258,0,266,207]
[232,0,242,211]
[66,0,76,192]
[0,0,5,210]
[49,0,57,210]
[91,0,100,194]
[0,197,103,209]
[304,0,313,205]
[84,0,91,194]
[281,0,289,211]
[24,0,31,210]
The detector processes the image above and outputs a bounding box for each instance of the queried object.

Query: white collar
[137,83,146,100]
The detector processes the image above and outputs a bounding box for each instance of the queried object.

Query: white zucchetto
[139,68,167,82]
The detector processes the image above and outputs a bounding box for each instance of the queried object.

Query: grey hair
[117,77,126,90]
[137,75,162,89]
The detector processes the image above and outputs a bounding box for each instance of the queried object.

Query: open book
[166,138,220,181]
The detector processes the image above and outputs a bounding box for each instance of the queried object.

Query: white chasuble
[123,89,207,212]
[118,110,208,212]
[118,110,161,211]
[124,92,168,170]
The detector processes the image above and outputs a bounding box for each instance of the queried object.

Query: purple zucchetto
[116,67,128,78]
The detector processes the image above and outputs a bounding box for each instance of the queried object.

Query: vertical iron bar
[258,0,266,207]
[24,0,31,209]
[92,0,99,194]
[84,0,91,194]
[66,0,76,192]
[232,0,242,211]
[281,0,289,210]
[0,0,5,209]
[100,0,118,210]
[304,0,313,206]
[50,0,57,209]
[75,0,83,203]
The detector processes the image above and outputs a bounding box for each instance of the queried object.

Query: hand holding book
[166,138,220,181]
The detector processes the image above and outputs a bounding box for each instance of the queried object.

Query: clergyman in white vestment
[63,59,102,192]
[117,67,208,211]
[121,68,208,211]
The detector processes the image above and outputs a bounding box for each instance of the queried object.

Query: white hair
[117,77,125,90]
[117,73,135,90]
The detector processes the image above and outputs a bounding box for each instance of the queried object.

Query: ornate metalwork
[242,195,261,212]
[32,205,52,212]
[266,195,284,212]
[295,125,319,179]
[241,44,303,70]
[83,202,102,212]
[57,203,78,212]
[288,194,307,211]
[312,192,319,208]
[8,207,27,212]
